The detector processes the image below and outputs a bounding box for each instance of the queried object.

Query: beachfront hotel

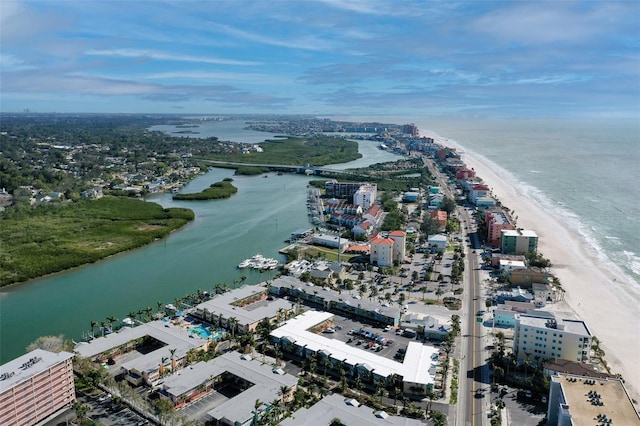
[547,373,640,426]
[0,349,75,426]
[485,209,515,247]
[500,229,539,254]
[513,314,592,365]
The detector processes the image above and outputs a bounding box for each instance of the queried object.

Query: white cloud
[85,48,261,66]
[207,22,336,51]
[471,2,633,45]
[0,53,35,71]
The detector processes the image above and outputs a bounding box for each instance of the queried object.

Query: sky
[1,0,639,118]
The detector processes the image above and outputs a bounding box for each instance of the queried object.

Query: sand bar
[423,130,640,400]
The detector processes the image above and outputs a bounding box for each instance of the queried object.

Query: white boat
[238,254,279,270]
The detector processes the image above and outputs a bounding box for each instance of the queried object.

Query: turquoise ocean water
[416,117,640,288]
[337,115,639,293]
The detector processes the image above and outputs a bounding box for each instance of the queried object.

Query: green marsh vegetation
[209,136,361,166]
[172,178,238,200]
[0,196,194,286]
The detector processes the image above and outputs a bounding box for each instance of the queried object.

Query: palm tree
[169,348,177,372]
[228,317,238,339]
[106,316,118,332]
[159,356,168,376]
[251,399,262,425]
[279,385,291,403]
[100,321,108,337]
[90,320,97,338]
[156,300,164,313]
[269,398,282,423]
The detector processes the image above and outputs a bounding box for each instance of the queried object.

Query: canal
[0,136,401,363]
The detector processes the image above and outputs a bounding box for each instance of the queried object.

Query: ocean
[415,117,640,289]
[335,115,639,291]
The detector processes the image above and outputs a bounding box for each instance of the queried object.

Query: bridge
[202,160,359,177]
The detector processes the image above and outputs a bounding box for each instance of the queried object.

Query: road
[422,155,491,425]
[458,207,491,426]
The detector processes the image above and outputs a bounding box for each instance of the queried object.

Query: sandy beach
[423,130,640,400]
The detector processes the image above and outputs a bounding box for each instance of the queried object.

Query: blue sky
[1,0,638,117]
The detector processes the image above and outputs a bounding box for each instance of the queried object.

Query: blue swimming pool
[189,326,212,338]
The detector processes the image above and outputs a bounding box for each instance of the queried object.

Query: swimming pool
[189,326,212,338]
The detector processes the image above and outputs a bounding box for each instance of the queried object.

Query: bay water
[0,128,400,363]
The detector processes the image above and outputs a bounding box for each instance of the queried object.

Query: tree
[90,320,97,338]
[228,317,238,339]
[106,316,118,332]
[26,335,69,353]
[169,348,177,371]
[73,401,91,425]
[159,356,168,376]
[251,399,263,426]
[279,385,291,403]
[435,287,444,302]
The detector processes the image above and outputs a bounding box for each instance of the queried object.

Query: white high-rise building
[353,184,377,210]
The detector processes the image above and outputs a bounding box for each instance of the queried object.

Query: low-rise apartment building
[513,315,592,365]
[0,349,75,426]
[193,284,295,335]
[500,229,538,254]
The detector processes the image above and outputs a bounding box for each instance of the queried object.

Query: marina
[237,254,279,270]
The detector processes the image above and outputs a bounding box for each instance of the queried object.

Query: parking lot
[44,392,151,426]
[318,313,440,364]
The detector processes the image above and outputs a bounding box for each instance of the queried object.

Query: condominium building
[370,234,394,266]
[547,373,640,426]
[485,209,515,247]
[0,349,75,426]
[513,314,592,365]
[353,184,377,210]
[388,230,407,264]
[325,180,368,199]
[500,229,538,254]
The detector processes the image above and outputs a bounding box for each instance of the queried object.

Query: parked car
[384,325,393,332]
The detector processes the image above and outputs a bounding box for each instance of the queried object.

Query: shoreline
[421,129,640,400]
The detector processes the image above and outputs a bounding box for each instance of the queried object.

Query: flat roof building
[157,351,297,424]
[271,310,437,394]
[547,373,640,426]
[514,314,592,365]
[0,349,75,426]
[500,229,538,254]
[280,393,424,426]
[270,275,400,327]
[74,319,208,386]
[193,284,294,335]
